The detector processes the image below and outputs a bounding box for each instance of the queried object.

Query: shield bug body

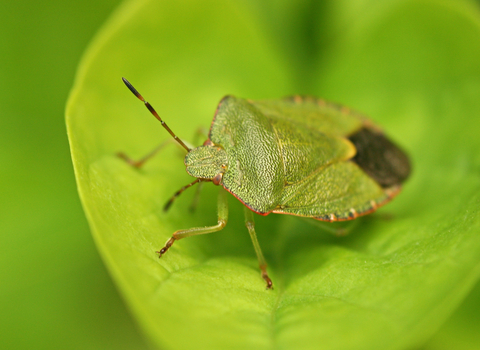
[120,78,410,289]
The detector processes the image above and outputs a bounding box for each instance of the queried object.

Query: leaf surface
[66,0,480,349]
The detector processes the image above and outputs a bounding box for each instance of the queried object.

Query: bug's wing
[268,117,357,184]
[273,161,400,221]
[251,96,367,137]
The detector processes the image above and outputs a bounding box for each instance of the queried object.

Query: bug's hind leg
[157,186,229,256]
[244,207,273,289]
[307,219,358,237]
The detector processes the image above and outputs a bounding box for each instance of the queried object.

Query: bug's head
[185,142,228,185]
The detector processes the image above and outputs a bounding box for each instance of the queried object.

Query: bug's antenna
[164,179,201,211]
[122,77,191,152]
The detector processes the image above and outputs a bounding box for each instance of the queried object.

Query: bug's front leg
[244,207,273,289]
[157,186,228,256]
[118,139,176,169]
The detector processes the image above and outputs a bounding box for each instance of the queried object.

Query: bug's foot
[117,152,144,169]
[262,270,273,290]
[156,237,176,257]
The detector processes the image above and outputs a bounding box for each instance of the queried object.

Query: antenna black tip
[122,77,142,100]
[163,199,173,212]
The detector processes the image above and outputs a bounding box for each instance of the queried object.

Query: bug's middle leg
[157,186,228,256]
[188,181,205,213]
[244,207,273,289]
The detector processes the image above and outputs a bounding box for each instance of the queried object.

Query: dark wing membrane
[348,127,411,188]
[251,96,366,137]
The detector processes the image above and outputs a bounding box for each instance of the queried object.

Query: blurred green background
[2,0,480,349]
[0,0,148,348]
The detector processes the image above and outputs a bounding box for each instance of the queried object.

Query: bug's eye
[203,139,214,146]
[212,173,223,185]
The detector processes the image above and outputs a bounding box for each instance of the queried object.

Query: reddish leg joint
[117,152,144,169]
[156,237,176,257]
[260,264,273,289]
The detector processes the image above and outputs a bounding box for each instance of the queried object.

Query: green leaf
[422,278,480,350]
[66,0,480,349]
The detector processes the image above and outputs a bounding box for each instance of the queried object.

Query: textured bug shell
[187,95,409,221]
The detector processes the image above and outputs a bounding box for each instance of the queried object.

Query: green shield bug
[120,78,410,289]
